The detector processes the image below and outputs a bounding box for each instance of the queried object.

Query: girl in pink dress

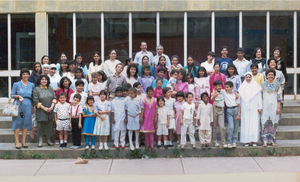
[153,78,164,98]
[209,63,225,104]
[175,69,189,96]
[174,91,185,147]
[88,72,102,102]
[140,86,157,151]
[187,73,200,106]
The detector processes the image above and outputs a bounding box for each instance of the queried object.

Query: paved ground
[0,157,300,181]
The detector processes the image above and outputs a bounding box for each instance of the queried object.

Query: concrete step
[0,140,300,159]
[282,100,300,113]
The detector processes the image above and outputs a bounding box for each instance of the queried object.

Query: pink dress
[175,101,184,135]
[140,97,157,133]
[176,81,189,93]
[194,77,210,98]
[153,87,164,98]
[209,72,225,104]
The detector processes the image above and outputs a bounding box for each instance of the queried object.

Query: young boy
[195,92,213,148]
[251,63,264,86]
[70,80,88,109]
[105,63,127,100]
[180,92,196,149]
[201,51,215,75]
[152,67,168,88]
[167,69,178,91]
[233,47,249,82]
[69,94,83,149]
[54,93,70,148]
[111,87,126,149]
[217,46,233,74]
[122,85,130,100]
[221,81,240,148]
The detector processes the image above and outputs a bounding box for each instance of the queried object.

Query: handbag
[2,98,19,117]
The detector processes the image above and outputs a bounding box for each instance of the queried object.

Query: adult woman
[11,68,35,148]
[56,53,67,72]
[88,52,102,82]
[48,64,61,92]
[126,63,139,86]
[239,72,262,147]
[42,64,50,75]
[248,47,268,73]
[261,69,281,147]
[138,55,155,77]
[175,69,188,94]
[263,58,285,91]
[29,62,42,87]
[100,49,121,76]
[225,64,241,93]
[41,55,50,65]
[58,59,68,77]
[75,53,88,81]
[273,46,288,81]
[33,75,56,147]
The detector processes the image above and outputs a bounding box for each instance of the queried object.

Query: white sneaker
[223,144,228,148]
[192,144,196,149]
[215,142,220,147]
[104,143,109,150]
[245,144,249,147]
[85,146,89,149]
[227,144,232,148]
[99,143,103,150]
[135,142,139,149]
[130,143,135,151]
[91,145,95,149]
[73,146,80,149]
[181,145,185,149]
[69,145,75,149]
[232,143,237,148]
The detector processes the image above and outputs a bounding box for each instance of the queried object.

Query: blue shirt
[152,78,168,88]
[217,57,233,74]
[138,65,156,78]
[226,75,241,93]
[138,75,155,93]
[183,66,199,78]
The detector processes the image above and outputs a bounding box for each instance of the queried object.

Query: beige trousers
[212,106,226,144]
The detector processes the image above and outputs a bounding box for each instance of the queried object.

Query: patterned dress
[53,102,71,131]
[175,101,185,135]
[93,100,111,136]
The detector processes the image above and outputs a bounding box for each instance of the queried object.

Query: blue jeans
[227,107,239,144]
[85,135,96,146]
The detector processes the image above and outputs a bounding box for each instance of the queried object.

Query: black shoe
[164,145,168,150]
[63,143,67,148]
[169,143,173,147]
[21,144,28,148]
[157,145,161,149]
[46,142,54,146]
[60,143,64,148]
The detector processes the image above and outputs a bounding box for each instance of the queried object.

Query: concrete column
[35,12,48,62]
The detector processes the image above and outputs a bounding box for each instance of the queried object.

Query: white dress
[165,98,176,131]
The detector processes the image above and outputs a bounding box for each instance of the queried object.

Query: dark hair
[133,82,141,88]
[265,68,276,77]
[225,81,234,87]
[75,53,85,68]
[186,73,195,84]
[122,86,129,92]
[163,87,171,95]
[116,86,123,93]
[97,70,107,82]
[214,62,221,67]
[185,92,193,98]
[74,68,84,79]
[100,90,107,96]
[157,67,166,74]
[20,68,30,78]
[92,52,102,66]
[200,92,209,100]
[226,64,238,77]
[41,55,50,64]
[75,79,84,87]
[170,69,178,76]
[273,46,281,55]
[68,60,77,67]
[140,41,147,46]
[125,83,132,89]
[127,63,138,79]
[195,66,208,78]
[250,63,258,69]
[146,86,153,93]
[176,91,185,98]
[253,47,264,58]
[86,96,95,104]
[59,59,69,77]
[171,55,179,62]
[125,58,132,66]
[178,69,187,82]
[73,94,82,101]
[37,75,50,87]
[158,56,166,67]
[59,76,72,89]
[58,92,67,99]
[141,64,151,77]
[156,78,163,84]
[268,57,277,67]
[221,46,229,51]
[236,47,245,53]
[207,51,215,57]
[129,88,137,94]
[141,55,149,66]
[213,80,223,86]
[186,55,197,76]
[59,53,67,62]
[32,62,42,76]
[157,96,165,104]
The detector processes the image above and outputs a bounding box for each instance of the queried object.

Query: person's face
[42,57,49,65]
[76,84,84,92]
[157,71,164,78]
[202,95,208,103]
[251,67,258,75]
[172,72,178,79]
[141,42,147,51]
[116,91,123,97]
[177,73,183,80]
[187,76,193,84]
[214,84,222,91]
[156,80,163,88]
[159,58,166,66]
[35,64,41,72]
[207,55,214,61]
[245,74,252,83]
[130,67,136,76]
[171,58,178,65]
[144,68,150,76]
[61,63,67,70]
[92,75,98,83]
[147,90,153,97]
[142,57,149,64]
[214,65,220,72]
[59,95,66,104]
[158,100,164,107]
[93,54,100,63]
[256,49,262,58]
[228,67,234,76]
[237,51,244,59]
[43,67,49,74]
[157,47,163,55]
[75,71,82,79]
[225,85,233,93]
[69,64,76,71]
[166,90,172,98]
[129,90,136,98]
[123,90,128,97]
[63,79,70,88]
[267,72,275,81]
[76,56,82,64]
[60,54,67,60]
[199,70,205,77]
[21,72,29,81]
[40,77,48,86]
[221,48,228,55]
[187,57,194,65]
[269,60,276,69]
[73,98,80,105]
[50,68,56,76]
[100,94,106,101]
[98,74,103,82]
[116,65,123,73]
[109,50,117,59]
[187,94,193,102]
[87,99,94,106]
[273,50,280,57]
[136,85,142,94]
[177,96,184,102]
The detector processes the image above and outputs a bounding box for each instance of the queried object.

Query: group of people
[11,42,286,151]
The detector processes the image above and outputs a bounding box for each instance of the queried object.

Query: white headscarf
[238,72,262,103]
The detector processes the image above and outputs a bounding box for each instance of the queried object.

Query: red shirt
[55,88,74,103]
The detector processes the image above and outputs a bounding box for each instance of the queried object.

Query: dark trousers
[71,118,81,146]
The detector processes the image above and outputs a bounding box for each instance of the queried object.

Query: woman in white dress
[239,72,262,147]
[88,52,102,82]
[100,49,121,77]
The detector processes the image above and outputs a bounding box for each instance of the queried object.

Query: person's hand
[78,123,82,129]
[276,107,280,115]
[100,116,105,121]
[19,96,24,102]
[180,121,183,125]
[198,121,200,126]
[236,115,241,121]
[210,122,213,127]
[112,119,116,124]
[167,123,169,128]
[234,92,239,99]
[124,119,128,124]
[69,123,72,128]
[258,109,262,114]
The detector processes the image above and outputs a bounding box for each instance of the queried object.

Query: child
[187,73,200,105]
[137,64,155,93]
[180,92,196,149]
[133,82,146,103]
[111,87,127,149]
[97,70,108,89]
[88,72,102,103]
[226,64,241,93]
[140,87,157,151]
[209,63,226,103]
[163,87,176,147]
[152,67,169,88]
[195,92,213,148]
[211,80,226,148]
[122,57,133,77]
[167,69,178,91]
[194,66,210,100]
[153,78,164,98]
[58,59,68,77]
[175,91,185,147]
[138,55,156,77]
[156,96,170,149]
[125,63,139,86]
[233,47,249,82]
[105,63,127,100]
[200,51,215,75]
[54,93,71,148]
[67,60,77,85]
[169,55,183,72]
[69,94,83,149]
[183,56,199,78]
[216,46,233,74]
[125,88,142,151]
[70,80,88,109]
[123,84,131,100]
[94,90,111,150]
[221,81,240,148]
[55,77,74,103]
[71,68,89,94]
[251,63,264,86]
[82,96,96,149]
[155,56,169,79]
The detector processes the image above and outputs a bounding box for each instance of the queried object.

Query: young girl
[169,55,183,77]
[138,56,155,77]
[133,82,146,103]
[176,69,189,94]
[122,57,133,77]
[88,72,102,102]
[209,63,225,104]
[156,96,170,149]
[140,87,157,151]
[187,73,200,104]
[155,56,169,79]
[88,52,102,82]
[75,53,89,80]
[226,64,241,93]
[137,64,155,93]
[126,63,139,86]
[71,68,89,94]
[183,56,199,78]
[97,70,108,91]
[54,93,71,148]
[163,87,176,147]
[82,96,96,149]
[251,63,264,86]
[94,90,111,150]
[194,66,210,100]
[29,62,42,87]
[153,78,164,98]
[174,91,185,147]
[42,64,50,75]
[55,77,74,103]
[59,59,69,77]
[67,60,77,85]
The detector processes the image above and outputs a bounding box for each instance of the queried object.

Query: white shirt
[181,102,195,121]
[70,92,87,111]
[233,58,250,77]
[153,53,171,68]
[201,61,214,74]
[220,89,239,107]
[195,103,213,130]
[134,51,154,66]
[48,74,61,90]
[212,90,225,108]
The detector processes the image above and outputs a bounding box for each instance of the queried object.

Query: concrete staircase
[0,100,299,158]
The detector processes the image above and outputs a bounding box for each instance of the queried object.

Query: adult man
[152,45,171,68]
[134,41,154,66]
[233,47,249,82]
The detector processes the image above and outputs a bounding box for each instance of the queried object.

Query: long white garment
[195,102,213,130]
[100,59,121,77]
[88,62,102,82]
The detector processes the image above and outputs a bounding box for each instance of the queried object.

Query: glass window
[297,12,300,67]
[285,74,294,95]
[0,15,8,70]
[11,14,35,70]
[270,11,293,68]
[187,12,211,66]
[11,77,21,88]
[160,13,184,65]
[76,13,101,64]
[48,13,73,64]
[215,12,239,60]
[243,12,266,61]
[104,13,129,63]
[0,77,8,97]
[132,13,156,60]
